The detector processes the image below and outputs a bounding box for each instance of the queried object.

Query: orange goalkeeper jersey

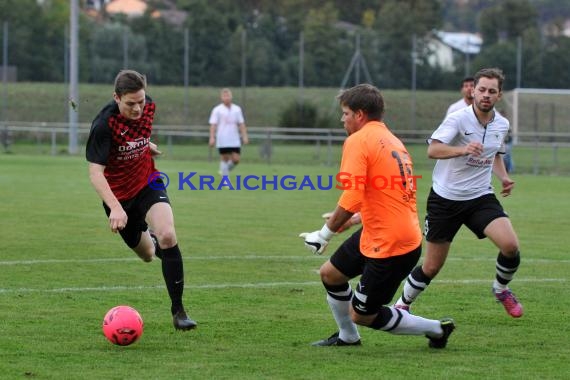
[337,121,422,258]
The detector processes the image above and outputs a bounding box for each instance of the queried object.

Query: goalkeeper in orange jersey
[300,84,455,348]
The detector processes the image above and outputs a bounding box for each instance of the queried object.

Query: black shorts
[424,187,508,242]
[330,228,421,315]
[218,147,241,155]
[103,184,170,248]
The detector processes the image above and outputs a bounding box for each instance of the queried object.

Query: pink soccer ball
[102,305,144,346]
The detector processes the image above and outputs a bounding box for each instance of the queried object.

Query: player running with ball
[86,70,197,331]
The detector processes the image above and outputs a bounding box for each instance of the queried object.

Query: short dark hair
[474,68,505,92]
[462,76,474,84]
[336,83,384,120]
[114,70,146,97]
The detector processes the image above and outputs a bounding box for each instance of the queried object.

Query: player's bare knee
[319,268,331,283]
[422,263,441,278]
[154,229,177,249]
[349,309,366,326]
[319,266,339,285]
[348,290,378,326]
[349,308,361,324]
[501,243,520,257]
[133,247,154,263]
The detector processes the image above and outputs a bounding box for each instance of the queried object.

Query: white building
[428,30,482,71]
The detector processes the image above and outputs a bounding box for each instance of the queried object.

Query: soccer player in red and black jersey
[86,69,196,331]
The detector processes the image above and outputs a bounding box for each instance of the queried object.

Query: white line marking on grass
[0,256,323,265]
[436,278,567,284]
[1,256,569,266]
[0,281,321,294]
[0,278,564,295]
[0,258,138,265]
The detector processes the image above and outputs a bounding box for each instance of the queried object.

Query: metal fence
[2,122,569,174]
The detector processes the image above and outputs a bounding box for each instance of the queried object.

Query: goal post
[503,88,570,145]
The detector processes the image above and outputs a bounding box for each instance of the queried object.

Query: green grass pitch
[1,152,569,379]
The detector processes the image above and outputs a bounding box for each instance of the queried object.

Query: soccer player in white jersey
[446,76,475,116]
[394,67,524,318]
[208,88,249,176]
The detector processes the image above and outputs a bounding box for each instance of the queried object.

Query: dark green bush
[278,101,319,128]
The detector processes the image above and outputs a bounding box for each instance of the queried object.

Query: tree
[129,13,185,85]
[372,0,442,88]
[302,3,351,86]
[89,23,156,84]
[333,0,382,26]
[472,42,518,89]
[541,36,570,88]
[181,0,240,86]
[234,10,294,86]
[479,0,538,46]
[0,0,64,81]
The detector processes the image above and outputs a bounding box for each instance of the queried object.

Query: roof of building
[434,30,482,54]
[106,0,147,17]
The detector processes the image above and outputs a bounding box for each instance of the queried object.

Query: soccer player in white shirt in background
[394,67,524,319]
[446,76,475,116]
[209,88,249,176]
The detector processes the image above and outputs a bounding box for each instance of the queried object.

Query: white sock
[227,161,236,171]
[383,307,442,337]
[493,280,508,292]
[220,161,229,176]
[326,294,360,343]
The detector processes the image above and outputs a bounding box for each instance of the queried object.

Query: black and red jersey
[86,96,157,201]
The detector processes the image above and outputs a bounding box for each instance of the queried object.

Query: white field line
[0,256,321,265]
[1,256,570,266]
[0,278,565,295]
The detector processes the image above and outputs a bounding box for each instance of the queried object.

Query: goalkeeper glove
[299,224,335,255]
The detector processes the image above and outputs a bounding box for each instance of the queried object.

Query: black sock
[496,250,520,285]
[412,265,432,285]
[161,244,185,315]
[323,282,352,301]
[370,306,400,331]
[400,266,432,305]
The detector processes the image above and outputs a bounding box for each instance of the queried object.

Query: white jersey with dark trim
[428,105,509,201]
